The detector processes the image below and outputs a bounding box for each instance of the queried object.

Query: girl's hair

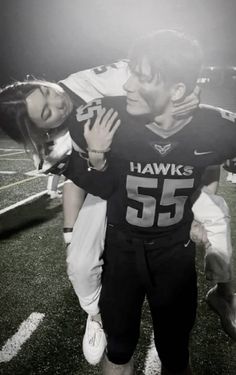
[0,80,67,160]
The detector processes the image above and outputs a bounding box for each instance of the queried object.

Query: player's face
[123,57,171,117]
[26,83,73,130]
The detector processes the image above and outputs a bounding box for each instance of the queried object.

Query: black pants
[99,225,197,373]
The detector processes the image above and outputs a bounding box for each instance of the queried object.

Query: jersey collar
[145,116,193,139]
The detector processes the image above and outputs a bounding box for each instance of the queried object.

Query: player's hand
[190,219,208,245]
[172,86,200,118]
[84,107,121,152]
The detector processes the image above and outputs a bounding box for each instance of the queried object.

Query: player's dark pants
[99,225,197,373]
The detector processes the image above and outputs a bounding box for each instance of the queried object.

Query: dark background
[0,0,236,85]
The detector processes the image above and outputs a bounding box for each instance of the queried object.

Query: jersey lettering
[126,176,157,227]
[126,175,194,227]
[93,63,120,75]
[76,99,102,121]
[158,179,194,226]
[129,162,193,176]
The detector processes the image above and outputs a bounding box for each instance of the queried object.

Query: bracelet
[87,147,111,153]
[87,158,108,172]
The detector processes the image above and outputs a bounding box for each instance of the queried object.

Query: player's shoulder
[75,96,127,123]
[198,104,236,126]
[69,96,127,152]
[91,59,129,75]
[102,95,127,110]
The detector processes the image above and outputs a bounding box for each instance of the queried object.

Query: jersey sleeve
[63,148,117,199]
[59,60,129,103]
[200,104,236,160]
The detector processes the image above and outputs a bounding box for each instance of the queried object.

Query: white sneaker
[47,190,62,199]
[231,174,236,184]
[82,315,107,365]
[226,172,232,182]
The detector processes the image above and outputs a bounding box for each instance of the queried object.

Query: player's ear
[171,83,186,103]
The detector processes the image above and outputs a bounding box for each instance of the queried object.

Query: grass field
[0,87,236,374]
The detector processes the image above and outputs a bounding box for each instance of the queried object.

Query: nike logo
[184,239,191,247]
[194,150,213,155]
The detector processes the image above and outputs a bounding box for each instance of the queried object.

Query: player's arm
[62,179,86,246]
[201,165,220,194]
[199,103,236,124]
[64,148,118,199]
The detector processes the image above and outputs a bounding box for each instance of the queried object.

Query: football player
[63,29,236,374]
[59,60,236,351]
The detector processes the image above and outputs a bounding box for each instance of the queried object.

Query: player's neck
[153,110,192,130]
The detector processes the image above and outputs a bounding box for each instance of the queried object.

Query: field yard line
[0,171,17,175]
[0,151,25,157]
[0,182,64,215]
[0,148,24,152]
[0,158,31,161]
[0,312,45,363]
[144,333,161,375]
[0,176,41,191]
[24,169,47,177]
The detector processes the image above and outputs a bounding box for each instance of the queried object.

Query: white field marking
[0,151,25,157]
[144,333,161,375]
[0,171,17,175]
[0,148,24,152]
[0,176,40,191]
[0,312,45,363]
[24,169,46,177]
[0,182,64,215]
[0,158,31,161]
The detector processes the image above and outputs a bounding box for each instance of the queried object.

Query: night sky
[0,0,235,84]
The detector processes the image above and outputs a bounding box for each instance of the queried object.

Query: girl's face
[26,83,73,130]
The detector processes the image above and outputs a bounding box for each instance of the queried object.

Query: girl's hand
[172,86,200,118]
[84,107,121,152]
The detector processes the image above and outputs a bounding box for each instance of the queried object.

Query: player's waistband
[107,223,192,249]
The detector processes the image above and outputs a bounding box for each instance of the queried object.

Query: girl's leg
[66,194,107,363]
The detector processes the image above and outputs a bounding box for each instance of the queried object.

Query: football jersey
[60,60,129,102]
[64,96,236,237]
[42,60,129,174]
